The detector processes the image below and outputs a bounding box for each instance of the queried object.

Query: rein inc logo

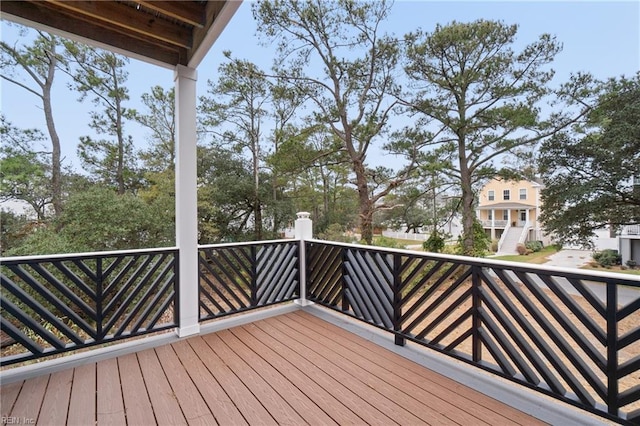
[1,417,35,425]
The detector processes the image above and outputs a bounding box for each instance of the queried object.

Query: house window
[488,190,495,201]
[519,188,527,200]
[503,190,510,200]
[488,211,493,220]
[503,211,509,220]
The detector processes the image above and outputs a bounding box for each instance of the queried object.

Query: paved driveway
[544,249,593,268]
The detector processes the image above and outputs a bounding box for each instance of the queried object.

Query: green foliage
[626,259,637,269]
[4,186,177,255]
[371,236,406,249]
[317,224,356,244]
[134,86,176,172]
[525,240,544,252]
[0,116,51,220]
[63,42,140,195]
[403,19,567,256]
[0,210,32,255]
[540,73,640,247]
[423,231,445,253]
[254,0,419,244]
[456,219,491,257]
[592,249,622,268]
[6,225,77,256]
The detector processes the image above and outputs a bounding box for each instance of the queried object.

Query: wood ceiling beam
[190,1,225,62]
[136,1,205,28]
[0,1,185,66]
[45,0,193,49]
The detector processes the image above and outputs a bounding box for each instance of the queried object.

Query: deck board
[11,374,47,423]
[292,311,538,425]
[0,380,23,417]
[154,344,216,425]
[170,340,248,425]
[215,328,337,425]
[67,363,95,426]
[0,311,547,425]
[39,368,73,425]
[118,352,155,425]
[96,357,126,425]
[137,348,187,425]
[188,335,277,426]
[243,321,395,425]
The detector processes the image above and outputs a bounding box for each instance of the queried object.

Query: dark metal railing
[0,248,179,366]
[306,240,640,424]
[198,240,300,321]
[2,237,638,423]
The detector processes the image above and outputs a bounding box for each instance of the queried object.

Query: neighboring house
[477,178,547,253]
[619,225,640,265]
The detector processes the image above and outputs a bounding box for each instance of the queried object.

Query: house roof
[0,1,241,69]
[477,202,536,210]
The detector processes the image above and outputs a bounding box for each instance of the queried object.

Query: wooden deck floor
[0,311,545,425]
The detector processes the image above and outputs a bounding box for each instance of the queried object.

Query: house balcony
[623,225,640,236]
[481,219,510,228]
[1,230,639,425]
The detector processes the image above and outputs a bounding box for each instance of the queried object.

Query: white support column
[294,212,314,307]
[174,65,200,337]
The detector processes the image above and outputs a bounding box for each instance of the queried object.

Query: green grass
[579,264,640,276]
[490,246,560,264]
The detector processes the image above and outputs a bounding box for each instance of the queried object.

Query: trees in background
[200,56,272,240]
[539,73,640,246]
[63,43,141,194]
[402,20,577,255]
[253,0,422,244]
[0,30,64,216]
[2,13,627,256]
[0,117,50,220]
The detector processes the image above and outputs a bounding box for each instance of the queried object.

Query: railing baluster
[341,247,349,312]
[96,257,103,340]
[472,264,482,363]
[606,280,618,416]
[393,253,405,346]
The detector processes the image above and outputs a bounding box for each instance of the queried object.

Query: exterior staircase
[498,226,523,254]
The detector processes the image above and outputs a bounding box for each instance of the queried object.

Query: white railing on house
[622,225,640,235]
[497,222,511,252]
[382,231,428,241]
[518,221,532,244]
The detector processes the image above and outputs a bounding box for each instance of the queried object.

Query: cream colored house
[477,179,547,253]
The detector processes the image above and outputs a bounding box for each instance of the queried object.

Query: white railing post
[175,64,200,337]
[294,212,314,307]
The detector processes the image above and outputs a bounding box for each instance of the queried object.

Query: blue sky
[1,1,638,172]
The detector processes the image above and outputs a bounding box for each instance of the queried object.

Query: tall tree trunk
[115,79,125,195]
[353,159,373,244]
[253,135,262,240]
[459,164,475,256]
[42,49,62,217]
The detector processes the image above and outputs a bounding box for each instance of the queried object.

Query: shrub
[525,240,543,252]
[490,239,499,252]
[423,231,445,253]
[626,259,637,269]
[372,236,406,249]
[456,219,491,257]
[516,243,528,255]
[592,249,622,268]
[317,223,356,243]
